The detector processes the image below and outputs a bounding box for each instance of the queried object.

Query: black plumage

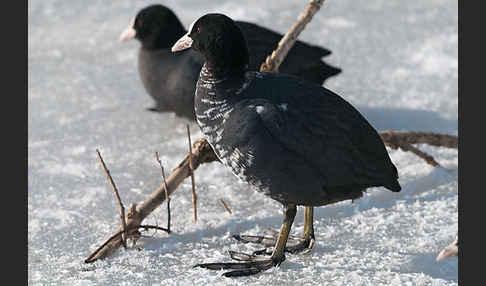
[120,4,341,120]
[195,72,400,206]
[172,13,401,277]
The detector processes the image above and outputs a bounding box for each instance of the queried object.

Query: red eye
[196,27,201,34]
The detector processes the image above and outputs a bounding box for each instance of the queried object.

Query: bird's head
[120,4,186,50]
[172,13,249,74]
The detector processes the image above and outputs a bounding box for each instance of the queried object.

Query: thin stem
[96,149,127,248]
[219,199,232,215]
[187,125,198,223]
[155,151,172,233]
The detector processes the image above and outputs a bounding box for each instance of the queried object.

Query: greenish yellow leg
[271,204,297,261]
[195,204,298,277]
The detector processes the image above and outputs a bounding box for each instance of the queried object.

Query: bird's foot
[194,251,285,277]
[232,229,279,247]
[233,229,315,254]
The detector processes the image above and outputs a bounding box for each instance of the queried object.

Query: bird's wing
[240,75,398,189]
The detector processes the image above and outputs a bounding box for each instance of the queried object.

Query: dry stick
[379,130,458,149]
[96,149,128,248]
[397,143,439,167]
[219,199,232,215]
[155,151,171,233]
[379,130,458,167]
[86,229,124,261]
[85,138,217,263]
[187,125,198,223]
[260,0,326,73]
[139,225,170,233]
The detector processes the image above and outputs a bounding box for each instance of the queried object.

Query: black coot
[172,13,401,277]
[120,4,341,120]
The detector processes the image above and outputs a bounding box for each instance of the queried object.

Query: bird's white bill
[436,243,458,261]
[119,17,136,42]
[171,33,193,52]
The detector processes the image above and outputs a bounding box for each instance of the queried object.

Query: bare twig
[155,151,171,233]
[379,130,457,167]
[96,149,128,248]
[85,229,125,263]
[187,125,198,223]
[379,130,458,149]
[394,142,439,166]
[260,0,327,73]
[219,199,232,215]
[85,138,217,263]
[139,225,170,233]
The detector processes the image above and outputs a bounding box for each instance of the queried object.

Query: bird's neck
[199,62,245,84]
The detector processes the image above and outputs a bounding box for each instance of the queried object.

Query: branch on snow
[380,130,458,167]
[85,138,217,263]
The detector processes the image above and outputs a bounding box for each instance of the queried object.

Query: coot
[172,13,401,277]
[120,4,341,120]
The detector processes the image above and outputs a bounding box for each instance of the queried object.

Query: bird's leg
[285,206,315,254]
[194,204,297,277]
[234,206,315,255]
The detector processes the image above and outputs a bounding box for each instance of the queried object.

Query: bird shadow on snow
[313,166,457,221]
[356,106,457,133]
[138,166,457,259]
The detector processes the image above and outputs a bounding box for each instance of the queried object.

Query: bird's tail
[385,179,401,192]
[297,61,342,85]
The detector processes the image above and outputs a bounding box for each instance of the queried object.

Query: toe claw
[194,263,226,270]
[229,250,255,261]
[233,230,314,253]
[196,262,253,270]
[233,234,265,244]
[195,253,283,277]
[232,234,277,246]
[252,248,272,256]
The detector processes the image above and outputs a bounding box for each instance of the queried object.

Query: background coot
[120,4,342,120]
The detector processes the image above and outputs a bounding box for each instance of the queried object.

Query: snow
[28,0,457,285]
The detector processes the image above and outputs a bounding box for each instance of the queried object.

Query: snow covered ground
[28,0,458,285]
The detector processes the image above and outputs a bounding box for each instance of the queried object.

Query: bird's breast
[195,95,234,157]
